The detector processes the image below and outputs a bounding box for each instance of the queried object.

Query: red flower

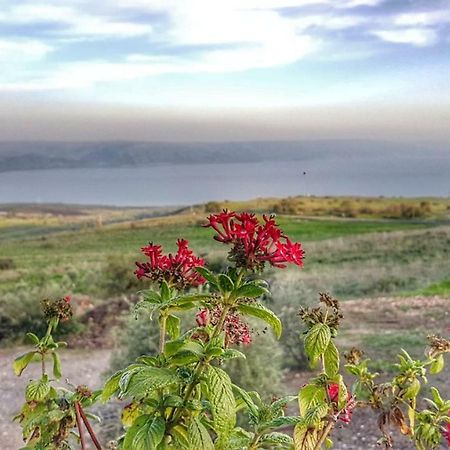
[64,295,71,304]
[443,414,450,446]
[196,309,209,327]
[135,239,205,289]
[328,383,355,424]
[204,210,304,271]
[196,306,252,346]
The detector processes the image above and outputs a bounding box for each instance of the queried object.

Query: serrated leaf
[51,352,62,379]
[304,403,328,426]
[13,351,36,377]
[260,432,293,446]
[234,283,268,299]
[25,376,50,402]
[166,314,181,340]
[122,415,165,450]
[237,303,282,339]
[265,416,302,428]
[187,418,214,450]
[323,340,339,377]
[121,367,179,400]
[205,366,236,437]
[298,384,326,416]
[304,323,331,367]
[218,274,234,293]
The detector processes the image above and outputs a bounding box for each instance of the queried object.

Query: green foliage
[13,298,100,449]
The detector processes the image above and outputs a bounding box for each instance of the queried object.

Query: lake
[0,156,449,206]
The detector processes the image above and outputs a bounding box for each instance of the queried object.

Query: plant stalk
[78,402,102,450]
[74,401,87,450]
[159,313,168,353]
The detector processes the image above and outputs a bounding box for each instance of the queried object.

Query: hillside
[0,139,448,172]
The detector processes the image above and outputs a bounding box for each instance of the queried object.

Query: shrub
[0,258,15,270]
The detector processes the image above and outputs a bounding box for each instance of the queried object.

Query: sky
[0,0,449,142]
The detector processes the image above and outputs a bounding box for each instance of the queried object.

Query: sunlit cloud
[371,28,438,47]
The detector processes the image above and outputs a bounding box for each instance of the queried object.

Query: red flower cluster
[195,306,252,346]
[328,383,355,424]
[204,210,304,270]
[135,239,205,289]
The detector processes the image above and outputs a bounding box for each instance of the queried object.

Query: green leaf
[221,349,246,360]
[160,281,171,301]
[142,290,162,304]
[298,384,326,416]
[429,354,444,374]
[13,351,36,376]
[25,376,50,402]
[232,384,259,420]
[237,303,282,339]
[234,283,268,299]
[260,432,293,446]
[102,370,126,402]
[121,367,179,399]
[304,323,331,367]
[265,416,302,428]
[122,415,165,450]
[218,274,234,293]
[304,403,328,426]
[205,366,236,437]
[195,267,218,288]
[26,333,40,345]
[170,424,190,449]
[187,418,214,450]
[51,352,62,379]
[121,403,142,427]
[166,314,181,340]
[323,341,339,377]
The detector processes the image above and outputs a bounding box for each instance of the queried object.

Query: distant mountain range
[0,140,448,172]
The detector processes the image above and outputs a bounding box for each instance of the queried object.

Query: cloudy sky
[0,0,449,141]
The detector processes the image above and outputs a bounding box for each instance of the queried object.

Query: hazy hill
[0,140,447,172]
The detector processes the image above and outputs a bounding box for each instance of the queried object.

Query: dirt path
[0,347,112,450]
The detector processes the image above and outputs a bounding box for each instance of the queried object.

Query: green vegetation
[1,198,449,370]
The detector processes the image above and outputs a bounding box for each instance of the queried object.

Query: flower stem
[159,314,167,354]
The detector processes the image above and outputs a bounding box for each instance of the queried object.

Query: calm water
[0,157,449,206]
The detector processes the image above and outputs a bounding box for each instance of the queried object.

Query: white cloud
[394,11,450,27]
[371,28,438,47]
[0,39,53,62]
[0,4,151,39]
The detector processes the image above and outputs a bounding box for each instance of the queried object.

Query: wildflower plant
[13,297,101,449]
[13,210,450,449]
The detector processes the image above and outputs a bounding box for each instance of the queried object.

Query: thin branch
[74,401,86,450]
[78,403,102,450]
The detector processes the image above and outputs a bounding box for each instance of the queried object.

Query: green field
[1,198,449,358]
